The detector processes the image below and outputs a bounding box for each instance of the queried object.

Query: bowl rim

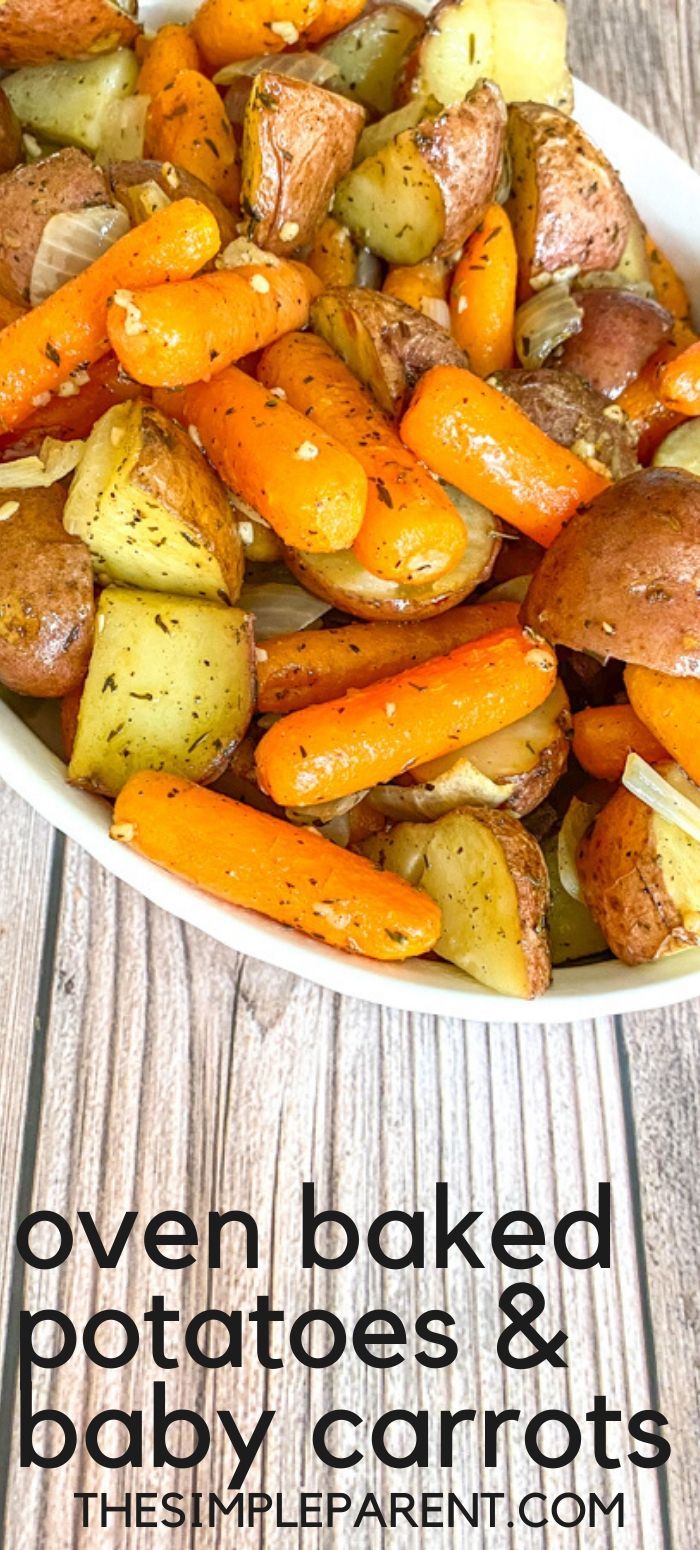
[3,76,700,1022]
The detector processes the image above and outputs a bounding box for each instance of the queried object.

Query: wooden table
[1,3,699,1544]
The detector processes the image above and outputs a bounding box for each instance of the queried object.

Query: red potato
[557,288,674,399]
[0,149,110,306]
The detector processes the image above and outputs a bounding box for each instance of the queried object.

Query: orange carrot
[659,338,700,416]
[258,331,467,584]
[624,666,700,784]
[645,233,691,322]
[138,23,202,97]
[449,204,517,375]
[107,261,314,387]
[307,217,358,290]
[400,366,610,547]
[257,599,519,712]
[158,364,367,552]
[617,343,686,463]
[192,0,324,69]
[0,355,144,460]
[383,260,451,317]
[112,771,441,961]
[145,70,239,207]
[304,0,367,43]
[572,704,668,782]
[255,625,557,806]
[0,199,220,435]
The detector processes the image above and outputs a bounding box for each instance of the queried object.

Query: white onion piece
[355,247,383,291]
[286,790,368,826]
[515,281,583,369]
[218,237,282,271]
[97,93,149,162]
[30,205,130,306]
[557,796,602,902]
[0,437,84,490]
[214,52,338,86]
[623,754,700,845]
[421,297,451,330]
[239,580,332,638]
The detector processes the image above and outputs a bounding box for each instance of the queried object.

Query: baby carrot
[112,771,441,961]
[161,364,367,552]
[572,704,668,782]
[138,23,202,97]
[0,199,220,435]
[258,332,467,584]
[307,217,358,290]
[255,625,557,807]
[107,261,314,387]
[645,233,691,322]
[625,665,700,784]
[304,0,368,43]
[145,70,239,207]
[659,338,700,416]
[400,366,610,547]
[256,599,519,712]
[383,260,450,317]
[192,0,324,69]
[449,204,517,375]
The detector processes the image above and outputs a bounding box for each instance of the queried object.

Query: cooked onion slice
[239,579,332,638]
[0,437,84,490]
[558,796,602,901]
[213,53,338,86]
[623,752,700,845]
[515,281,583,369]
[30,205,130,306]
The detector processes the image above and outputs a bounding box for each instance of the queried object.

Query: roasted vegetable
[542,832,607,966]
[653,419,700,478]
[0,149,110,306]
[242,72,364,254]
[108,158,238,247]
[310,286,469,417]
[0,87,23,175]
[398,0,571,112]
[578,764,700,965]
[0,0,138,66]
[318,3,425,115]
[507,103,630,295]
[68,587,254,796]
[491,367,639,479]
[521,468,700,676]
[360,807,552,997]
[556,287,673,398]
[0,484,94,698]
[333,79,506,264]
[192,0,324,71]
[3,48,139,154]
[145,69,240,209]
[63,400,244,603]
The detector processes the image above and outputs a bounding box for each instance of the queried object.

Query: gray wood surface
[0,2,699,1545]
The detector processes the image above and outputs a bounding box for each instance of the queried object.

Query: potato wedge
[653,419,700,478]
[0,484,94,698]
[0,149,110,306]
[557,288,673,399]
[319,4,425,115]
[63,400,244,605]
[491,367,639,480]
[0,0,138,66]
[577,763,700,964]
[311,286,469,416]
[108,159,238,248]
[355,97,435,163]
[0,87,23,175]
[542,832,607,965]
[3,48,139,154]
[399,0,571,112]
[285,485,501,619]
[334,79,506,263]
[507,103,630,295]
[360,806,551,996]
[521,468,700,676]
[370,681,570,820]
[68,587,254,797]
[241,72,364,255]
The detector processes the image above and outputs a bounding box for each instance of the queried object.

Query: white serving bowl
[2,66,700,1021]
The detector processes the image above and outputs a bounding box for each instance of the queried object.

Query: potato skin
[577,784,700,965]
[0,0,138,65]
[557,288,673,399]
[521,468,700,676]
[491,367,639,479]
[479,808,552,995]
[0,485,95,698]
[310,286,469,416]
[0,148,110,304]
[242,73,365,255]
[108,159,238,248]
[507,103,630,292]
[0,87,23,176]
[414,79,507,255]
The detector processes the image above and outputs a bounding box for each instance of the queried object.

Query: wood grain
[0,2,698,1548]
